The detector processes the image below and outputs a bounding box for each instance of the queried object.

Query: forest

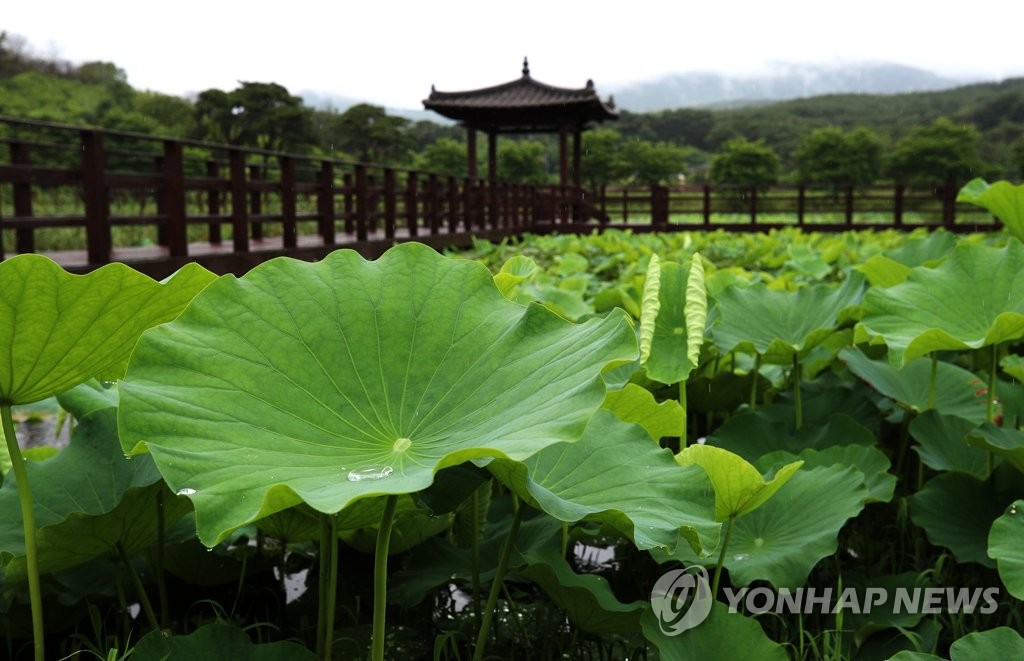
[2,30,1023,190]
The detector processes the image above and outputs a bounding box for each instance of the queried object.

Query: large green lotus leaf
[4,481,191,581]
[957,178,1024,242]
[911,411,991,479]
[856,255,912,288]
[840,348,988,424]
[487,410,720,555]
[56,379,119,419]
[949,627,1024,660]
[711,275,864,363]
[675,444,802,521]
[640,601,788,661]
[756,444,896,503]
[639,254,707,384]
[967,424,1024,474]
[1000,353,1024,382]
[911,473,1013,567]
[118,243,636,546]
[492,255,538,298]
[0,256,216,405]
[0,407,162,559]
[858,240,1024,367]
[988,500,1024,599]
[519,542,645,635]
[719,465,867,588]
[707,411,876,463]
[336,497,454,554]
[133,622,317,660]
[601,383,684,441]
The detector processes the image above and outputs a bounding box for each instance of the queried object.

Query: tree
[497,139,550,184]
[885,118,985,186]
[415,137,468,177]
[795,126,882,188]
[709,138,780,188]
[623,140,692,186]
[192,82,314,152]
[581,128,627,190]
[1012,135,1024,180]
[323,103,412,163]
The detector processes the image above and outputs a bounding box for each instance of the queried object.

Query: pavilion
[422,58,618,190]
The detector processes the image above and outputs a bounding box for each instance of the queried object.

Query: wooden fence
[0,115,1002,277]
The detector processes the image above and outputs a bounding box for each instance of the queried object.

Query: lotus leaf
[639,254,707,384]
[967,424,1024,474]
[911,473,1013,567]
[858,240,1024,367]
[911,411,991,479]
[675,444,802,521]
[488,410,719,554]
[756,444,896,503]
[640,601,788,661]
[707,412,876,463]
[957,178,1024,242]
[841,348,988,423]
[988,500,1024,600]
[711,274,864,363]
[0,256,216,405]
[601,383,684,441]
[118,243,637,545]
[133,622,317,659]
[948,627,1024,659]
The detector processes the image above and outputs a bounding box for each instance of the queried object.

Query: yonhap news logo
[650,567,1000,635]
[649,565,714,635]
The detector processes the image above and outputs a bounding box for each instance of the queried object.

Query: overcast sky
[6,0,1024,109]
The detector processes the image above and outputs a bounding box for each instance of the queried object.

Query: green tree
[1012,135,1024,180]
[709,138,780,187]
[624,140,691,186]
[497,139,550,184]
[415,137,469,177]
[323,103,412,163]
[885,117,985,185]
[795,126,882,188]
[581,128,627,190]
[192,82,314,152]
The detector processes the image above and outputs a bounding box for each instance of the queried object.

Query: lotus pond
[2,220,1024,660]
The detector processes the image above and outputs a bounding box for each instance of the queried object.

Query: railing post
[797,185,806,226]
[316,161,335,245]
[342,173,354,234]
[11,141,34,254]
[383,168,397,239]
[703,184,712,227]
[81,130,110,265]
[844,184,854,228]
[428,174,440,235]
[355,164,369,242]
[749,186,758,226]
[206,160,223,244]
[229,149,249,253]
[894,184,904,227]
[279,155,297,249]
[405,172,418,237]
[447,176,459,234]
[249,164,263,240]
[651,185,668,227]
[943,180,956,229]
[622,188,629,224]
[162,140,188,257]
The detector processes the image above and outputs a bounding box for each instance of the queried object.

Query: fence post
[428,174,440,235]
[943,181,956,229]
[248,164,264,240]
[894,184,904,227]
[11,141,34,254]
[355,164,369,242]
[279,155,297,249]
[229,149,249,253]
[447,176,459,233]
[405,172,418,237]
[162,140,188,257]
[797,185,806,226]
[749,186,758,226]
[81,130,110,265]
[206,160,223,244]
[844,185,854,228]
[318,161,336,245]
[384,168,397,239]
[650,185,667,227]
[342,173,354,234]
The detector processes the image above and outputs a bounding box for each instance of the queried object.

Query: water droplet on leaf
[732,553,750,562]
[347,466,394,482]
[176,487,197,496]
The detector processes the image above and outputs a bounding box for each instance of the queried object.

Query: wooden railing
[0,116,1002,277]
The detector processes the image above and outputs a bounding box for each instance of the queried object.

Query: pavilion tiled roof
[423,58,618,132]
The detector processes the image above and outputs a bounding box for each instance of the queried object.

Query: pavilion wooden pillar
[467,128,477,179]
[487,131,498,228]
[558,124,569,222]
[572,125,582,221]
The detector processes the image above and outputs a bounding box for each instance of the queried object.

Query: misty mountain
[607,62,976,112]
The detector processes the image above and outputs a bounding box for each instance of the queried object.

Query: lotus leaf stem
[371,495,399,661]
[116,541,160,632]
[472,488,483,628]
[750,354,762,411]
[473,498,525,661]
[1,403,44,661]
[712,515,736,598]
[318,512,340,660]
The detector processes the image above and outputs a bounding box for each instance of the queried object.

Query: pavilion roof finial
[522,57,530,77]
